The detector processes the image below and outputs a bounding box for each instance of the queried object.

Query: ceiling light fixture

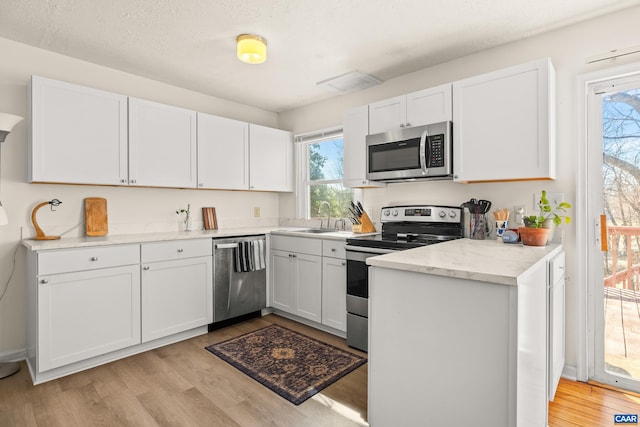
[236,34,267,64]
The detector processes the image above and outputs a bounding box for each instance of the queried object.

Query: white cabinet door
[343,105,385,188]
[368,84,452,135]
[292,252,322,323]
[406,84,452,125]
[322,256,347,332]
[453,58,555,182]
[29,76,128,185]
[270,249,294,312]
[37,265,141,371]
[269,240,322,323]
[368,95,406,134]
[129,98,197,188]
[141,256,212,342]
[249,124,293,191]
[197,113,249,190]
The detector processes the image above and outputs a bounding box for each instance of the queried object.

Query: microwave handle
[419,129,429,174]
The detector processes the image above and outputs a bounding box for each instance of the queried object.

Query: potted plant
[520,191,571,246]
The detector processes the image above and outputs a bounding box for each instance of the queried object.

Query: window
[296,127,358,224]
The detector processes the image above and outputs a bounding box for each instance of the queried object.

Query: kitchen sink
[292,228,340,234]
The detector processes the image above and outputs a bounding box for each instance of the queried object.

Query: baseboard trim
[0,349,26,363]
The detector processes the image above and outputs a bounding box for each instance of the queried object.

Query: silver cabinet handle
[198,183,204,187]
[177,248,184,253]
[120,179,127,183]
[40,279,48,284]
[406,122,411,127]
[341,261,346,266]
[90,256,99,261]
[143,266,150,270]
[331,248,336,252]
[131,179,137,184]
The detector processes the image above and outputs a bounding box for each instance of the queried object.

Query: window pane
[308,138,343,181]
[310,183,354,220]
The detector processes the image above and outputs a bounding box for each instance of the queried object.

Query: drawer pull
[90,257,99,261]
[143,266,150,270]
[331,248,336,252]
[40,279,48,284]
[177,248,184,253]
[341,261,346,266]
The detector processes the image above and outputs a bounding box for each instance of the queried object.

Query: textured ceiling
[0,0,639,112]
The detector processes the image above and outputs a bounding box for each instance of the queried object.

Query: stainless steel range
[345,205,464,352]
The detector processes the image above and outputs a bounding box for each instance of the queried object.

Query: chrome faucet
[318,201,331,229]
[334,218,346,231]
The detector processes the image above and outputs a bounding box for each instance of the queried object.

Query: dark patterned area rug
[205,324,367,405]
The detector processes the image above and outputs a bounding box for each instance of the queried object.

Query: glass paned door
[590,74,640,392]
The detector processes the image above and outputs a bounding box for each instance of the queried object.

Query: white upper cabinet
[249,124,293,192]
[128,98,197,188]
[342,105,385,188]
[368,83,452,134]
[197,113,249,190]
[29,76,128,185]
[453,58,556,182]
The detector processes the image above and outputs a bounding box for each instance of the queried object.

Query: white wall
[0,38,282,356]
[279,5,640,374]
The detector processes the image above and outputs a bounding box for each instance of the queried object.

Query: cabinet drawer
[549,252,566,285]
[323,239,346,259]
[38,245,140,276]
[270,235,322,256]
[141,239,212,263]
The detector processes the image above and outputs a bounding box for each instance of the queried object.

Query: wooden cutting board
[85,197,108,236]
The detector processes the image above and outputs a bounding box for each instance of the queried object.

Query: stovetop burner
[346,204,464,251]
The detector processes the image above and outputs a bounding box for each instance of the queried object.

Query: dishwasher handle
[215,242,239,249]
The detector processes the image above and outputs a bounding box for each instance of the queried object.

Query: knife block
[352,211,376,233]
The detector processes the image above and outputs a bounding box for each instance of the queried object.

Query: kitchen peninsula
[367,238,564,427]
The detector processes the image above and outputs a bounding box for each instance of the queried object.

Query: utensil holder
[352,211,376,233]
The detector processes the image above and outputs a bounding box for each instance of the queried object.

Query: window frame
[295,126,361,219]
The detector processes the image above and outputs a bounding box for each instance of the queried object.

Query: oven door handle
[345,246,397,258]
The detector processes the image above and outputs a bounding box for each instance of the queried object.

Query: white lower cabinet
[270,235,347,332]
[28,244,141,377]
[270,235,322,323]
[37,265,141,372]
[141,239,213,342]
[26,238,213,384]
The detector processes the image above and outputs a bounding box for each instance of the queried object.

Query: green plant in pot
[520,190,572,246]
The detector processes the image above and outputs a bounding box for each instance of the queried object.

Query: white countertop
[22,226,376,251]
[366,238,563,285]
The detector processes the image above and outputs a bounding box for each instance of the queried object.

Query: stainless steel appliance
[366,121,453,182]
[345,205,464,351]
[210,235,267,328]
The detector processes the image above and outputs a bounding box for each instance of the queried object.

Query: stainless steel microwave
[366,121,452,182]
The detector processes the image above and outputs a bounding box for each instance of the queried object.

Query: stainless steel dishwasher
[211,235,267,326]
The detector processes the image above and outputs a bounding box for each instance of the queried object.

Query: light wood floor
[0,313,638,426]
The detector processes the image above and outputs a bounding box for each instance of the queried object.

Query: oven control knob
[438,210,446,218]
[383,209,390,217]
[449,210,457,218]
[392,210,398,216]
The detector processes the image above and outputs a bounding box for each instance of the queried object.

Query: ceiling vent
[316,70,381,94]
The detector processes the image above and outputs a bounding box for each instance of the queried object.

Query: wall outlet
[533,192,564,210]
[253,207,260,218]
